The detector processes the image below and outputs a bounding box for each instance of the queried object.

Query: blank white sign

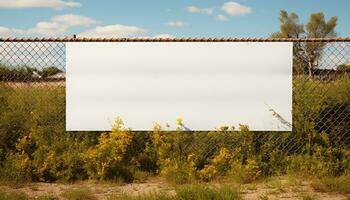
[66,42,292,131]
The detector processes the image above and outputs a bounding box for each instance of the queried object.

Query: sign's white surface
[66,42,292,131]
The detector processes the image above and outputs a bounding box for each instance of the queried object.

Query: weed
[36,193,58,200]
[175,184,241,200]
[244,184,257,191]
[301,194,318,200]
[107,183,241,200]
[0,190,28,200]
[133,170,152,183]
[311,176,350,194]
[107,192,172,200]
[258,194,269,200]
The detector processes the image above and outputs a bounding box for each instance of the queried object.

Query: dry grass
[61,187,96,200]
[1,81,65,88]
[311,176,350,194]
[0,176,349,200]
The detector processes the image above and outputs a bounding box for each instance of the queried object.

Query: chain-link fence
[0,38,349,155]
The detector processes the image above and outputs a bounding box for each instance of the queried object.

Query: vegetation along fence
[0,37,349,182]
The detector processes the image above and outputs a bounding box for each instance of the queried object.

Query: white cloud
[28,22,66,35]
[167,21,186,27]
[51,14,96,27]
[186,2,251,21]
[186,6,213,15]
[0,26,11,36]
[133,34,176,39]
[0,13,171,39]
[222,1,251,16]
[0,14,96,36]
[27,14,96,35]
[0,0,81,9]
[79,24,147,38]
[153,34,175,39]
[216,14,228,21]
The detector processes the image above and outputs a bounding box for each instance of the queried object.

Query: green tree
[0,65,39,81]
[272,10,337,76]
[40,66,62,78]
[271,10,305,38]
[337,64,350,74]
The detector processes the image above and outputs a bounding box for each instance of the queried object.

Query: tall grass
[107,184,241,200]
[0,190,28,200]
[311,175,350,194]
[0,76,349,184]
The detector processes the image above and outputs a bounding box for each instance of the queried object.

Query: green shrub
[151,122,197,184]
[287,146,350,177]
[0,65,62,81]
[30,138,89,182]
[0,152,31,183]
[83,117,134,182]
[162,161,197,184]
[0,88,36,161]
[0,87,94,182]
[153,123,260,183]
[293,76,350,151]
[199,148,232,181]
[229,160,261,184]
[287,154,329,178]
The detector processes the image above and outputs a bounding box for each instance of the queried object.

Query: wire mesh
[0,38,349,155]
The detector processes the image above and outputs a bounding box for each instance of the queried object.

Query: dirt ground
[0,176,347,200]
[240,177,346,200]
[1,81,65,88]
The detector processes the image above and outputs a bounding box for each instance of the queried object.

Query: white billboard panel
[66,42,292,131]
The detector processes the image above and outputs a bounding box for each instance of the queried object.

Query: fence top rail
[0,37,350,42]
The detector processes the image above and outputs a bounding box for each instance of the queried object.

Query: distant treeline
[0,63,348,82]
[0,65,64,81]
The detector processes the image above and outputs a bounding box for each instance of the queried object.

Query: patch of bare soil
[241,177,346,200]
[0,177,174,200]
[0,176,348,200]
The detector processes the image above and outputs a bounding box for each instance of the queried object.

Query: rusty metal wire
[0,37,350,42]
[0,38,349,154]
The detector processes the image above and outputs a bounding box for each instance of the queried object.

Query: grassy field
[0,76,349,199]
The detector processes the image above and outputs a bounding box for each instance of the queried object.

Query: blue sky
[0,0,349,38]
